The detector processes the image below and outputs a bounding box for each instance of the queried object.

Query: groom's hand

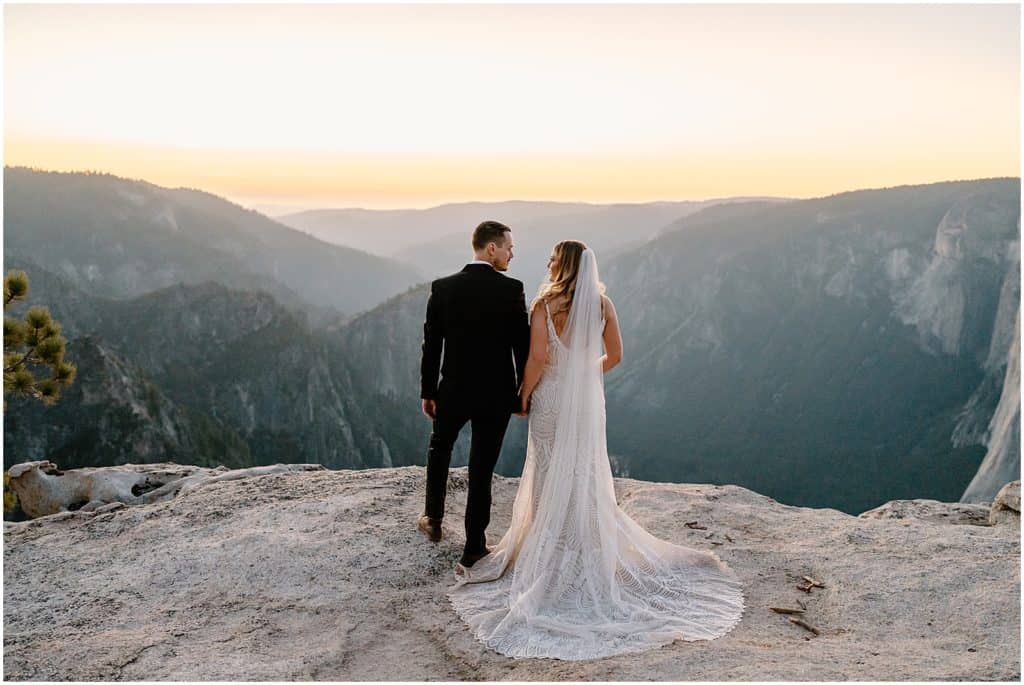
[422,399,437,420]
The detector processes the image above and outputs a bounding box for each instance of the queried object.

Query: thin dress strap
[543,299,555,333]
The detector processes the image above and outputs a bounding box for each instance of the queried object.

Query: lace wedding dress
[447,249,746,660]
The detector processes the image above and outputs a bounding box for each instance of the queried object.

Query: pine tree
[3,270,76,411]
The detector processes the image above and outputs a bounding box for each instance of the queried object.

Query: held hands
[516,392,530,417]
[421,399,437,420]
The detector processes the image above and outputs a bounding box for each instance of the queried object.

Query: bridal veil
[447,248,745,660]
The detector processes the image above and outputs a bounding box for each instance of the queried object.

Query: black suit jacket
[420,264,530,414]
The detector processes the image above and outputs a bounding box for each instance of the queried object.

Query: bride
[448,240,746,660]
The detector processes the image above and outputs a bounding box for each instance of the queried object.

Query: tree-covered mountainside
[3,167,424,323]
[2,260,404,472]
[601,178,1019,511]
[4,176,1018,514]
[4,335,252,470]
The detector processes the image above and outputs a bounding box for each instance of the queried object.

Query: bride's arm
[518,300,549,412]
[600,295,623,373]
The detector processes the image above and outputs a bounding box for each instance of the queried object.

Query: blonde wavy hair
[536,240,606,316]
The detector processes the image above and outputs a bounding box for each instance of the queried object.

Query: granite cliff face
[600,179,1019,511]
[961,304,1021,503]
[4,338,250,471]
[2,265,399,473]
[2,464,1018,680]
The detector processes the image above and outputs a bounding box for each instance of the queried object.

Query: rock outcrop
[3,464,1019,680]
[988,480,1021,527]
[5,460,323,518]
[858,498,992,526]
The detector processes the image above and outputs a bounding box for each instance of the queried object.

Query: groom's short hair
[472,220,511,251]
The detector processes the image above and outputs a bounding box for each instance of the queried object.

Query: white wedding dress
[447,249,746,661]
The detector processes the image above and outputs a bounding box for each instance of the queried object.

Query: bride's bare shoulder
[600,293,616,319]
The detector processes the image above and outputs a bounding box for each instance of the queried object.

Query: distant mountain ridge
[279,201,605,256]
[277,196,793,273]
[3,174,1018,514]
[390,199,796,293]
[3,166,424,323]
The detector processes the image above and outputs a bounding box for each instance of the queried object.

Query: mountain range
[279,196,791,295]
[3,168,1019,514]
[601,180,1020,511]
[3,167,423,325]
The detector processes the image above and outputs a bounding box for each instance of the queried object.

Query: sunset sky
[4,3,1020,213]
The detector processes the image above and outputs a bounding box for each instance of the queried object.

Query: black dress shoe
[458,546,492,568]
[417,514,442,542]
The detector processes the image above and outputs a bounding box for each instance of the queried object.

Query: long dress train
[448,250,745,660]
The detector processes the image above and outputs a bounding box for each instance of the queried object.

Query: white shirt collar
[467,259,494,267]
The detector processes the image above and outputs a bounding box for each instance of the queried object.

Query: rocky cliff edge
[3,463,1019,680]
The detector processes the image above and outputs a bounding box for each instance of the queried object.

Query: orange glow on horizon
[4,3,1019,211]
[5,134,1017,212]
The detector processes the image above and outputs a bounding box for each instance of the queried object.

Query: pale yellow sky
[4,3,1020,211]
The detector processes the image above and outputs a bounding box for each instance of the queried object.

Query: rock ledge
[3,465,1019,680]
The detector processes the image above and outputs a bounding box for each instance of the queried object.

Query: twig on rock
[685,521,707,530]
[802,575,825,588]
[770,606,805,614]
[788,617,820,635]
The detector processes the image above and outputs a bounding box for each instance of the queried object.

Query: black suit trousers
[424,400,512,555]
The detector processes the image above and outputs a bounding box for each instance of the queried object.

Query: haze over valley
[4,167,1018,514]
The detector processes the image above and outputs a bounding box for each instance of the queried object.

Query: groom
[418,220,531,568]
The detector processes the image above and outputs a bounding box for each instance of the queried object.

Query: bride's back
[543,293,571,338]
[542,292,607,337]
